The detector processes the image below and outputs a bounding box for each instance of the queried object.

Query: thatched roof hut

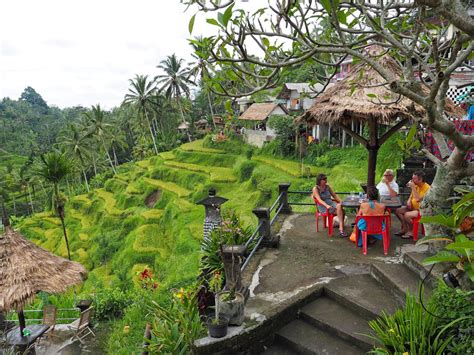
[297,50,463,126]
[0,214,86,334]
[240,103,288,121]
[296,46,463,187]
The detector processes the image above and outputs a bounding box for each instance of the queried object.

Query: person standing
[376,169,399,198]
[395,171,430,239]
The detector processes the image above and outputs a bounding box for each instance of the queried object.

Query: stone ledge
[193,283,324,354]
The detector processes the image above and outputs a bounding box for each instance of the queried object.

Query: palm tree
[123,75,159,155]
[35,151,73,260]
[187,37,217,129]
[58,123,92,191]
[84,105,117,175]
[156,54,194,142]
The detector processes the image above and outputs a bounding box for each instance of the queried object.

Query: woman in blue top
[312,173,347,237]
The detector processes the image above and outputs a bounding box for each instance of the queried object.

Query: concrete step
[299,297,374,351]
[371,262,433,303]
[262,343,300,354]
[402,252,444,289]
[324,274,400,319]
[275,319,365,355]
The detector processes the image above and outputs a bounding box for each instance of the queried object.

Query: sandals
[339,230,348,238]
[394,231,405,237]
[401,234,413,239]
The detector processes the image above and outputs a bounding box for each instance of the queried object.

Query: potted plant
[216,287,245,326]
[207,271,228,338]
[216,246,245,326]
[397,125,423,168]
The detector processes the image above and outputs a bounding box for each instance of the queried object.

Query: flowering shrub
[147,284,204,353]
[137,268,159,291]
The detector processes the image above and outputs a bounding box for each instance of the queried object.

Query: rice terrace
[1,1,473,354]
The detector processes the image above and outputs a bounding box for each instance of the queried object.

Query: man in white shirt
[376,169,399,197]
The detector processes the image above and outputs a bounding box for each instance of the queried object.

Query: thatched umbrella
[0,208,87,336]
[296,46,463,188]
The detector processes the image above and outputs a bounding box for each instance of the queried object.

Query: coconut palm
[156,54,194,142]
[83,105,117,175]
[35,151,73,260]
[123,75,159,155]
[57,123,92,191]
[187,36,217,129]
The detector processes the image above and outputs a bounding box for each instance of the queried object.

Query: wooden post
[367,117,379,189]
[141,323,152,355]
[278,183,292,214]
[252,207,279,248]
[18,311,26,337]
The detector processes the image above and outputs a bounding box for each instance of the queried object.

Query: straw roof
[297,47,464,125]
[239,103,288,121]
[0,226,87,312]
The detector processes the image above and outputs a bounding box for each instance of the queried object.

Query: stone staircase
[263,252,437,354]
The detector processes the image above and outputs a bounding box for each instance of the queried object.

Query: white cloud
[0,0,209,108]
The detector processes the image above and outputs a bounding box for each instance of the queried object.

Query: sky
[0,0,231,109]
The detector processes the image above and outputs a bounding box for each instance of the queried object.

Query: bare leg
[404,210,419,236]
[336,203,344,232]
[395,207,409,233]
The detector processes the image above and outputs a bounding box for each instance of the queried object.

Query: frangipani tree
[184,0,474,241]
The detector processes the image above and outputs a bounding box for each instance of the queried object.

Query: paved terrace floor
[244,212,425,320]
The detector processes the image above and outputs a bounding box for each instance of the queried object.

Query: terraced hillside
[14,138,370,352]
[18,139,369,290]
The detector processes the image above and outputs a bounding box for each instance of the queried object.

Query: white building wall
[244,129,268,148]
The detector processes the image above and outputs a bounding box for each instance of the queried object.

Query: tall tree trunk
[54,184,71,260]
[144,111,159,155]
[206,90,217,130]
[27,184,35,214]
[177,98,192,142]
[92,158,98,177]
[112,145,119,166]
[102,140,117,175]
[82,167,90,192]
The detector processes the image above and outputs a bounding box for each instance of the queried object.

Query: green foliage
[305,138,331,160]
[200,210,253,275]
[93,288,137,321]
[397,125,421,159]
[236,160,257,182]
[368,292,460,354]
[266,115,296,157]
[147,286,204,354]
[418,192,474,282]
[315,144,367,168]
[429,282,474,354]
[202,134,245,154]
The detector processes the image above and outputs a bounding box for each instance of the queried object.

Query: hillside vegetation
[15,137,399,352]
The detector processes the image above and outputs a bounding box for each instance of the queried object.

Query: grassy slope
[16,138,372,352]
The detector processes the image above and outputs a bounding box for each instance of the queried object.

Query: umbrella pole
[18,310,26,336]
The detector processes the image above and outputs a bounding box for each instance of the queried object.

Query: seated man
[395,170,430,239]
[376,169,399,198]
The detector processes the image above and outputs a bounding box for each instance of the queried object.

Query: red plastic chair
[313,197,334,237]
[354,215,390,255]
[412,212,425,242]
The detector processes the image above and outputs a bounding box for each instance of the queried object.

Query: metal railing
[8,308,80,324]
[241,191,285,272]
